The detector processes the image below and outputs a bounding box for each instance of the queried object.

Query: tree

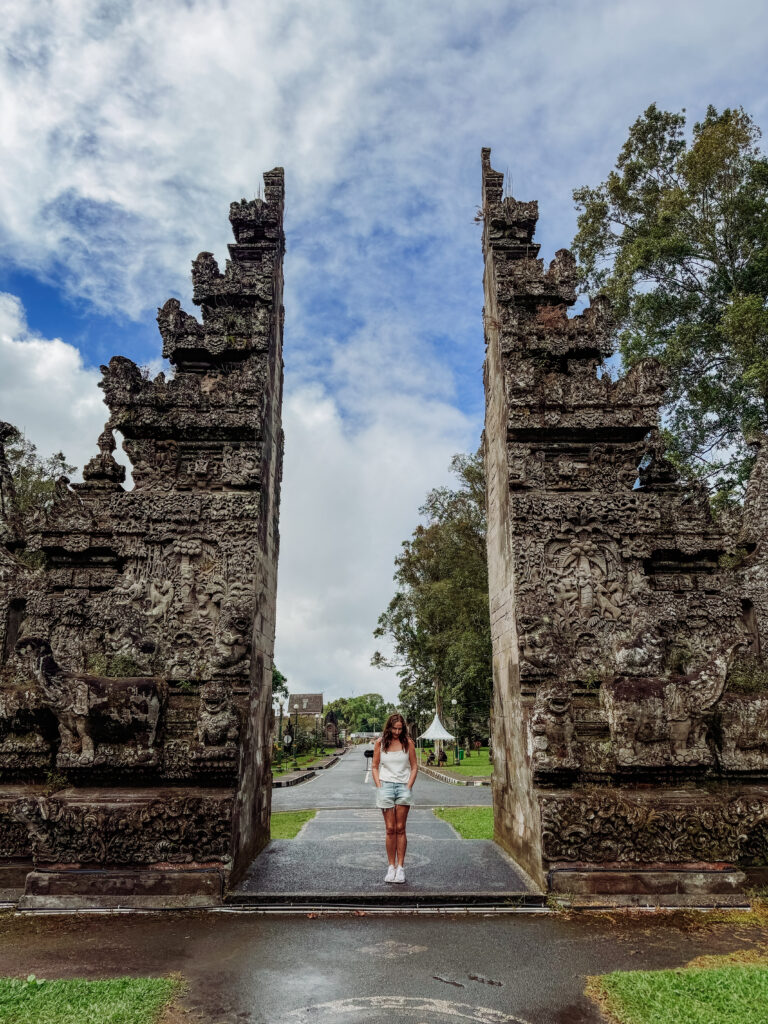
[325,694,396,734]
[373,452,492,742]
[271,664,289,699]
[3,426,76,519]
[324,697,350,727]
[572,104,768,500]
[0,425,76,565]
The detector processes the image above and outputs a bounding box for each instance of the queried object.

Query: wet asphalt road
[0,907,764,1023]
[272,746,492,811]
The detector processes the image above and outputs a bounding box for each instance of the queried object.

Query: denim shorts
[376,781,413,809]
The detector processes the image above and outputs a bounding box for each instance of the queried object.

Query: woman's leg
[395,804,410,866]
[382,808,397,866]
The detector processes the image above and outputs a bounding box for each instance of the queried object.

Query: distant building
[285,693,324,737]
[281,694,342,747]
[288,693,323,717]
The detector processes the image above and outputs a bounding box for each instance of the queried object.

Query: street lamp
[315,712,321,753]
[273,699,285,771]
[292,702,300,757]
[451,698,458,765]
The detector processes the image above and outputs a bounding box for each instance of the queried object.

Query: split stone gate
[1,155,768,905]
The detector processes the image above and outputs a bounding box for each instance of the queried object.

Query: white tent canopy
[418,714,454,742]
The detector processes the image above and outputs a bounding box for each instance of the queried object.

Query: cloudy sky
[1,0,766,703]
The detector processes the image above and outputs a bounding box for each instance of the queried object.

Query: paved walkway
[243,744,522,904]
[233,808,533,902]
[272,743,493,811]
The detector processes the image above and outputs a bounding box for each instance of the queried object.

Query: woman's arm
[371,738,382,788]
[407,738,418,789]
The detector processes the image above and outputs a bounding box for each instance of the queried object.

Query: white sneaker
[394,866,406,883]
[384,864,396,883]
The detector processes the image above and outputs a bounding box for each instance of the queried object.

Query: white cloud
[1,0,767,703]
[2,0,765,320]
[0,292,112,472]
[276,384,474,701]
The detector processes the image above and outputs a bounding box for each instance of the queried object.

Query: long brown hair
[381,712,409,752]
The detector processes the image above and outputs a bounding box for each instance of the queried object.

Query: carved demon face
[212,608,250,670]
[200,682,228,715]
[546,692,572,716]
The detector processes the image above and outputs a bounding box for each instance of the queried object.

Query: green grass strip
[419,747,493,776]
[272,748,335,776]
[433,806,493,839]
[0,975,178,1024]
[270,809,316,839]
[590,965,768,1024]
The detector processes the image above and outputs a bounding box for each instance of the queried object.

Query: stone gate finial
[78,425,126,493]
[158,167,286,372]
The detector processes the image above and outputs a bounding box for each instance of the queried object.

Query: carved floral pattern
[14,792,234,865]
[540,790,768,865]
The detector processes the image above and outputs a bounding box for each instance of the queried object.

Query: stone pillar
[481,148,768,900]
[0,168,285,905]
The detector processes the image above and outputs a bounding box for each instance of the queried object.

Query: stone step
[223,890,546,909]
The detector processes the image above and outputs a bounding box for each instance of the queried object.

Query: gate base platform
[548,861,750,907]
[17,867,225,910]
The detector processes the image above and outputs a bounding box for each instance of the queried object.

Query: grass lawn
[587,956,768,1024]
[272,748,335,776]
[433,806,493,839]
[270,809,316,839]
[0,975,178,1024]
[419,747,493,776]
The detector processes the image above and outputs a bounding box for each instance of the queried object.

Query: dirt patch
[686,946,768,969]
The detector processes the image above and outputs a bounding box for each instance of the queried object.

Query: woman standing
[371,712,418,883]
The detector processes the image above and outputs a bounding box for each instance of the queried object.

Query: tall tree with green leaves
[324,694,396,734]
[572,104,768,500]
[373,452,492,741]
[271,665,289,699]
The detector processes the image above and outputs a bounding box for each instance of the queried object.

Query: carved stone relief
[540,788,768,865]
[0,168,285,876]
[482,147,768,889]
[24,639,166,768]
[530,685,576,772]
[191,681,240,766]
[719,693,768,771]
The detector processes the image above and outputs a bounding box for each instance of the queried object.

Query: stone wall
[481,153,543,885]
[0,168,285,895]
[481,148,768,893]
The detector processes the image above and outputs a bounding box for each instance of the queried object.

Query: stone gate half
[482,148,768,900]
[0,167,285,906]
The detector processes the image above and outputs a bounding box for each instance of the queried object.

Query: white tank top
[378,743,411,783]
